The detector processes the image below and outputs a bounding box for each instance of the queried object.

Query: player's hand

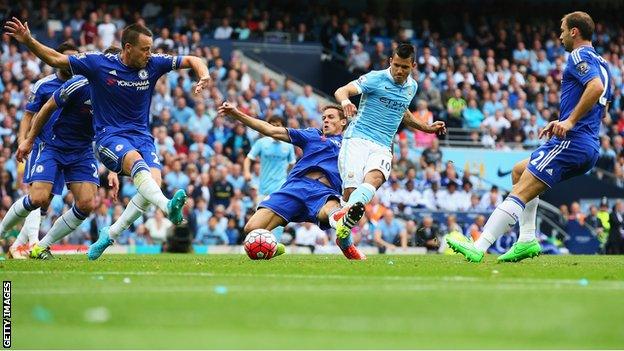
[341,100,357,118]
[243,171,252,182]
[427,121,446,135]
[194,76,211,94]
[4,17,32,43]
[217,102,238,117]
[15,138,34,163]
[551,120,574,139]
[108,172,120,202]
[539,121,555,139]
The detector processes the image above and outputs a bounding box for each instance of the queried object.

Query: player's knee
[29,192,51,209]
[75,197,96,215]
[243,222,259,235]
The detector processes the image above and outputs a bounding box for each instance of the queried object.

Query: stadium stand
[0,0,623,255]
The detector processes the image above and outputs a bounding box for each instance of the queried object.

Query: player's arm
[334,83,360,118]
[402,110,447,135]
[179,56,211,94]
[16,96,58,162]
[218,102,290,142]
[374,229,396,250]
[17,111,35,144]
[4,17,70,69]
[541,77,604,139]
[243,157,253,181]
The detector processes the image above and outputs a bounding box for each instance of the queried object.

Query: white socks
[109,193,151,238]
[518,197,539,243]
[0,196,36,236]
[475,196,525,252]
[13,210,42,246]
[328,207,340,229]
[133,169,169,215]
[39,205,88,248]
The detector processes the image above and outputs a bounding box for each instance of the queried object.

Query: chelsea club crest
[138,69,148,80]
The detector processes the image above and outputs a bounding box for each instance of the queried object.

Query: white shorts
[338,137,392,190]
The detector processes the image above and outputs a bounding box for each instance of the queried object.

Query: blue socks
[347,183,376,206]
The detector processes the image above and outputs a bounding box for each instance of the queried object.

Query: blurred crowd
[0,1,623,253]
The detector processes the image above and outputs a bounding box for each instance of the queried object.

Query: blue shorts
[96,133,161,174]
[24,141,65,195]
[259,177,340,230]
[29,146,99,193]
[527,137,599,188]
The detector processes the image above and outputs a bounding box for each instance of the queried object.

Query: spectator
[371,41,389,70]
[463,98,485,129]
[374,209,408,253]
[195,216,228,245]
[80,12,98,48]
[214,18,233,40]
[144,209,173,245]
[294,222,328,253]
[97,13,117,49]
[412,100,437,147]
[420,138,443,168]
[446,88,466,128]
[606,201,624,254]
[415,216,440,251]
[348,41,370,75]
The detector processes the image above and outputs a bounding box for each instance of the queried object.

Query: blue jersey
[68,52,182,140]
[562,46,612,147]
[44,76,94,151]
[247,137,295,195]
[346,69,417,148]
[25,74,67,143]
[286,128,342,194]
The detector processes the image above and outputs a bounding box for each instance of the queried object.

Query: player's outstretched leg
[0,195,38,239]
[334,202,365,239]
[129,158,187,225]
[8,209,42,259]
[498,197,541,262]
[29,244,54,260]
[328,202,366,260]
[167,189,188,225]
[88,226,114,261]
[497,239,541,262]
[446,237,484,263]
[89,194,151,260]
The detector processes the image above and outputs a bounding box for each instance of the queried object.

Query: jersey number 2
[530,151,545,166]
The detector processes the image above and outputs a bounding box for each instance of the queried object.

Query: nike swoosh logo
[384,86,391,90]
[497,167,512,177]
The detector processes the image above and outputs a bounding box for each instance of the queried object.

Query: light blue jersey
[346,68,418,148]
[247,137,295,195]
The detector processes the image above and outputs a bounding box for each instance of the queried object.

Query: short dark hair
[322,105,346,120]
[393,43,415,62]
[563,11,595,40]
[267,115,285,126]
[56,41,78,54]
[121,23,153,46]
[104,46,122,55]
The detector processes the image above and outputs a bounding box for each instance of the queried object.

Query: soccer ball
[243,229,278,260]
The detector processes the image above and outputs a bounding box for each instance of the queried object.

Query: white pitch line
[11,282,624,296]
[5,270,624,290]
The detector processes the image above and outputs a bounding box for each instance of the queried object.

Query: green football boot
[274,243,286,258]
[497,239,541,262]
[167,189,188,225]
[30,245,54,260]
[446,237,484,263]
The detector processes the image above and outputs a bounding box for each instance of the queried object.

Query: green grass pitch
[2,254,624,349]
